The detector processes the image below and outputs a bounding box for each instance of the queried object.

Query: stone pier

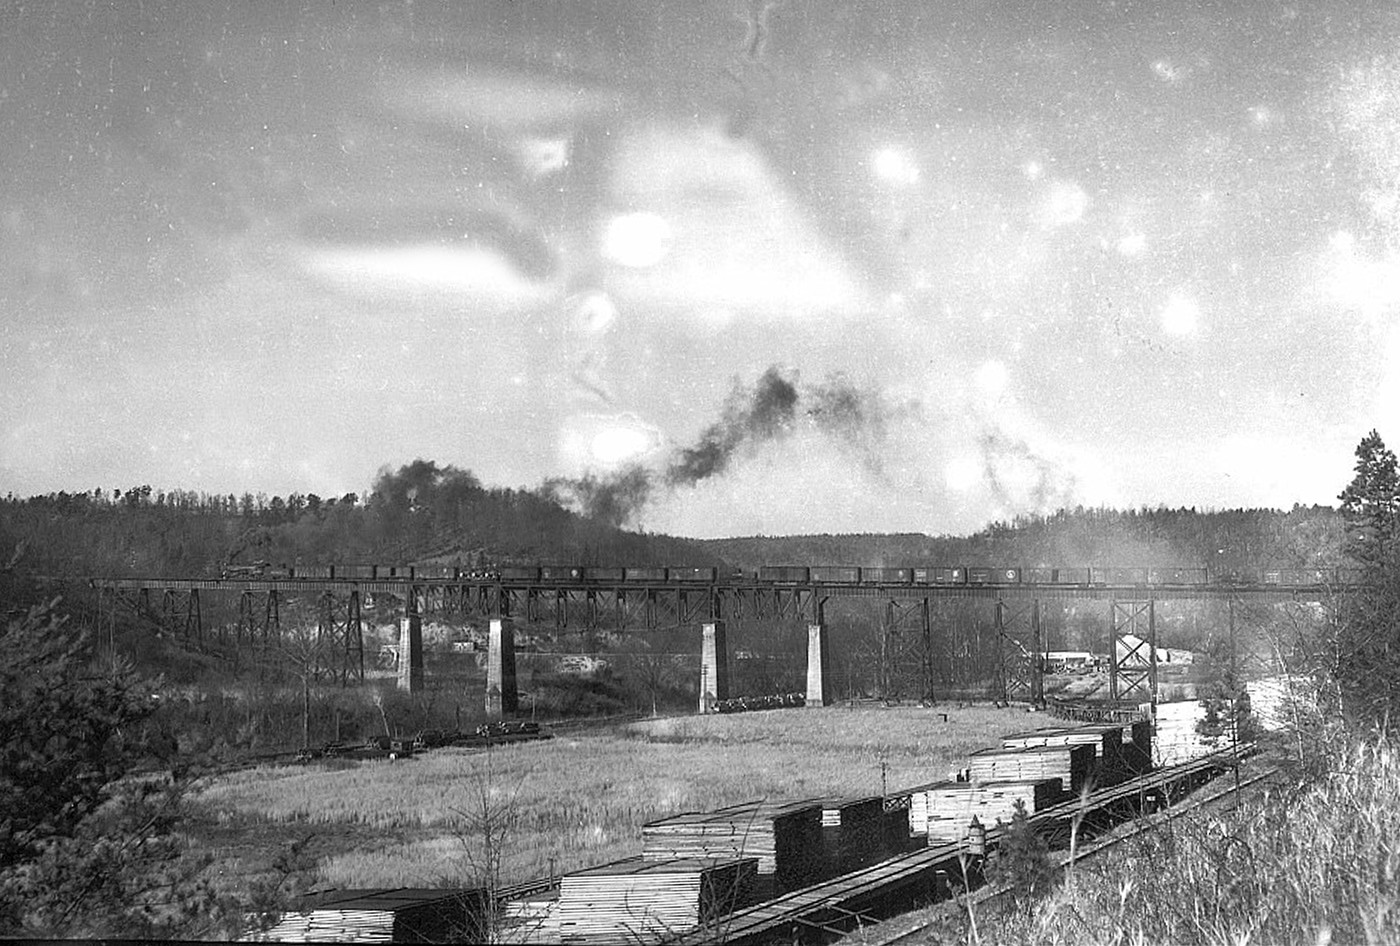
[806,623,830,707]
[486,617,518,717]
[699,621,729,714]
[397,609,423,694]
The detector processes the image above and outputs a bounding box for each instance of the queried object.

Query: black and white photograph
[2,1,1399,942]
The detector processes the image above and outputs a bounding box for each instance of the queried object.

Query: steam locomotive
[220,562,1360,587]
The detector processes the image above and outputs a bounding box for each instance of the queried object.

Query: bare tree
[447,748,529,943]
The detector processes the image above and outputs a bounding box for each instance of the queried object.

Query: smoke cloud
[540,466,653,529]
[978,429,1078,516]
[666,367,798,485]
[544,366,904,527]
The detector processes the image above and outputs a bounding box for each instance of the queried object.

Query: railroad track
[665,748,1258,946]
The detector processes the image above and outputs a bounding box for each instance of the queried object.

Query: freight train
[220,562,1361,587]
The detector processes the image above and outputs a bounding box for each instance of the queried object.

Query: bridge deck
[83,576,1346,599]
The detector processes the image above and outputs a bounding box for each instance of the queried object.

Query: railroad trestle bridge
[88,574,1351,717]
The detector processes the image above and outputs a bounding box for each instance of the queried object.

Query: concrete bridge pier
[699,621,729,713]
[806,623,830,707]
[486,617,518,717]
[397,590,424,694]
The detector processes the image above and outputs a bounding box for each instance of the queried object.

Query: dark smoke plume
[666,367,798,485]
[540,466,654,529]
[542,366,902,527]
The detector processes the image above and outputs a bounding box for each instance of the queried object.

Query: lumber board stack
[819,796,890,875]
[1004,723,1142,786]
[966,743,1096,794]
[923,779,1063,843]
[552,857,758,945]
[263,888,486,943]
[1002,723,1123,758]
[642,800,826,893]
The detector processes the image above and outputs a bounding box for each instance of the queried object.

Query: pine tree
[1338,429,1400,571]
[1334,431,1400,727]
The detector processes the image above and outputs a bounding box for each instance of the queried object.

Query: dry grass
[193,704,1045,890]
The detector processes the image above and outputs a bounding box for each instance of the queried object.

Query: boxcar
[540,566,584,581]
[668,566,717,582]
[415,565,456,580]
[623,566,667,582]
[758,566,811,583]
[969,567,1019,584]
[860,567,913,584]
[497,565,541,581]
[810,565,861,583]
[337,564,378,580]
[1023,567,1056,584]
[1053,568,1092,584]
[295,565,334,579]
[930,566,967,584]
[1093,567,1147,585]
[583,566,626,582]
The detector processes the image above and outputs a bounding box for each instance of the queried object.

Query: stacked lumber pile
[1003,724,1136,785]
[922,779,1062,843]
[900,781,946,842]
[819,796,890,875]
[263,888,486,943]
[1002,723,1123,758]
[966,743,1096,794]
[552,857,758,945]
[642,800,825,893]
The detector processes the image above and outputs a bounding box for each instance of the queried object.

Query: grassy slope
[190,704,1053,891]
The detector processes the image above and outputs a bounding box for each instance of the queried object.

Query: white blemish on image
[602,212,674,268]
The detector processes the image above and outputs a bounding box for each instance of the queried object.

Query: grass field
[191,703,1054,892]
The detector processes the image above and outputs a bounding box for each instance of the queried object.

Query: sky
[2,0,1399,538]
